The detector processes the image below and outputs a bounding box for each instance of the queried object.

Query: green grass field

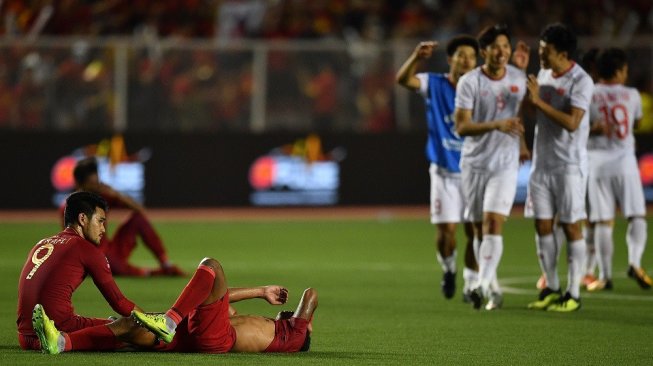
[1,213,652,365]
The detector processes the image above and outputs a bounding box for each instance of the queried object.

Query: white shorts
[587,173,646,221]
[527,169,587,223]
[461,168,518,222]
[429,164,465,224]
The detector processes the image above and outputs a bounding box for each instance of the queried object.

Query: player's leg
[582,221,598,287]
[473,170,516,310]
[621,173,652,288]
[436,223,457,299]
[547,172,587,312]
[462,222,478,302]
[32,305,136,354]
[134,257,227,342]
[430,166,463,299]
[120,212,184,275]
[588,220,614,291]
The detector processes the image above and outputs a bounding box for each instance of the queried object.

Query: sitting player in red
[17,191,142,350]
[68,157,184,277]
[33,257,317,354]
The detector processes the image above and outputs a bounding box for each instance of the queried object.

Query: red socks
[167,264,216,324]
[67,325,122,351]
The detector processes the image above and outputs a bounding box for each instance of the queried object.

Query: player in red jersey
[33,257,317,354]
[17,191,142,350]
[70,157,184,277]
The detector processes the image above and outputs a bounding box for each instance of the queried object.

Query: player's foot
[275,310,295,321]
[586,279,613,292]
[485,291,503,311]
[627,266,653,289]
[581,274,597,288]
[132,311,175,343]
[536,274,547,290]
[462,290,472,304]
[32,304,62,354]
[469,288,483,310]
[546,292,581,312]
[441,271,456,299]
[527,287,561,310]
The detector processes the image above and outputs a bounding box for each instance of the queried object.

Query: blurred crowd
[1,0,652,132]
[3,0,653,40]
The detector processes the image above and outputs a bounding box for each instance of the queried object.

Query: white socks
[477,235,503,295]
[436,250,457,274]
[627,217,647,269]
[536,233,560,291]
[566,239,586,299]
[594,224,613,280]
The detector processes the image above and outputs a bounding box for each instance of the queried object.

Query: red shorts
[264,317,309,353]
[158,291,236,353]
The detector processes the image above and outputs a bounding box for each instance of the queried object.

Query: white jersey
[532,63,594,174]
[455,64,527,172]
[587,83,642,176]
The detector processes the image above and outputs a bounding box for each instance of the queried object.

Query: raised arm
[229,286,288,305]
[396,41,438,91]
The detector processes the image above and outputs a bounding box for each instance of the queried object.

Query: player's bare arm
[396,41,438,91]
[527,74,585,131]
[454,108,524,136]
[229,286,288,305]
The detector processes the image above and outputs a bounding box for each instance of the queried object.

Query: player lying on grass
[32,257,317,354]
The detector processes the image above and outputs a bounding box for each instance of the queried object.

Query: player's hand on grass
[263,285,288,305]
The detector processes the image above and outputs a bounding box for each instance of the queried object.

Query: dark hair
[73,157,98,185]
[540,23,577,57]
[63,191,108,227]
[446,35,479,57]
[580,48,600,71]
[477,24,510,49]
[596,48,628,80]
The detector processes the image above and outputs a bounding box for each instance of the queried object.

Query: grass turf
[1,215,652,365]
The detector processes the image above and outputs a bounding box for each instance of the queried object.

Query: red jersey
[16,228,135,336]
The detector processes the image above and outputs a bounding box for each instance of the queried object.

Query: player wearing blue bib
[396,36,479,302]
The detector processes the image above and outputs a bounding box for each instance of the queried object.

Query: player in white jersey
[525,23,594,312]
[454,24,528,310]
[585,48,653,291]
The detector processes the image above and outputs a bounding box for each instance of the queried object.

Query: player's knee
[199,257,225,277]
[303,288,318,307]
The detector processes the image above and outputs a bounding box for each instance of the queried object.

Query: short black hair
[540,23,577,57]
[596,48,628,80]
[63,191,108,227]
[477,24,510,49]
[73,157,98,185]
[446,35,479,57]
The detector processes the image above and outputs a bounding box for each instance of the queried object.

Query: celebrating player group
[397,22,652,312]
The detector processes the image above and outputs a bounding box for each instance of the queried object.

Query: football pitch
[1,210,652,365]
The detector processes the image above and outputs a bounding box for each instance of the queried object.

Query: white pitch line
[499,276,653,302]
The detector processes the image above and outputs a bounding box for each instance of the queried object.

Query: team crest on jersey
[510,85,519,93]
[556,88,565,95]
